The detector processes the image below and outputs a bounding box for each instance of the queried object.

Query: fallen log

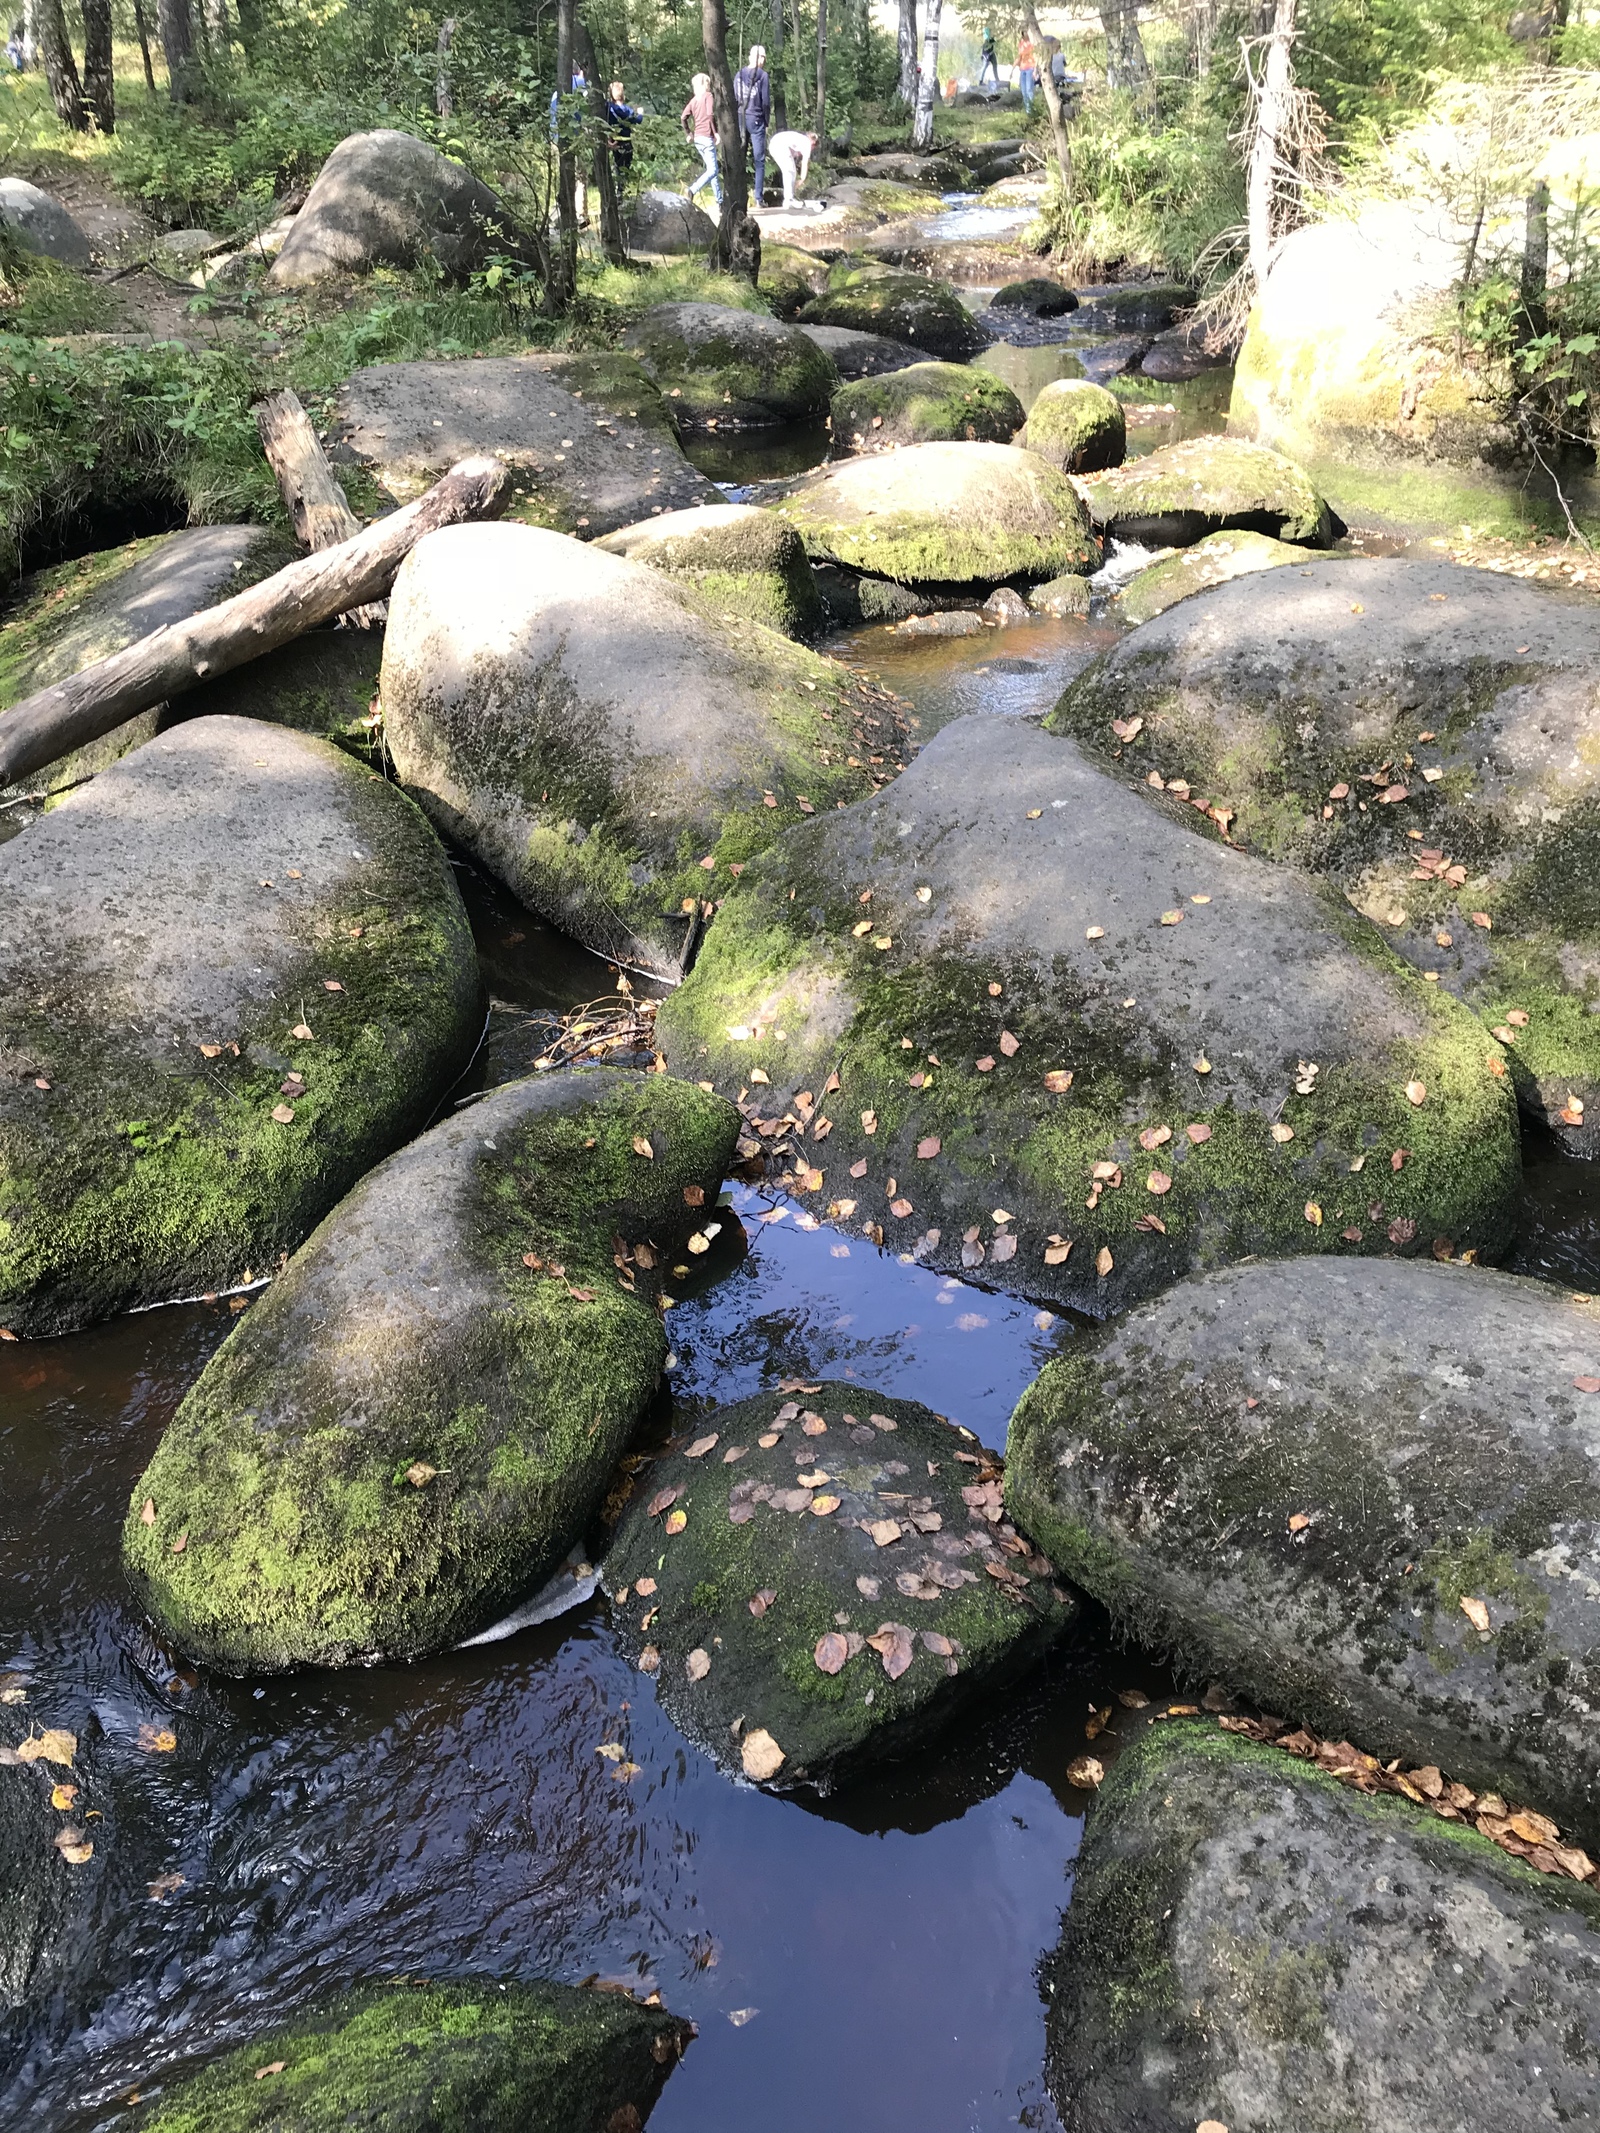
[253,388,385,629]
[0,454,508,793]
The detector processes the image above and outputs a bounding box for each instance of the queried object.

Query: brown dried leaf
[1065,1756,1105,1789]
[741,1729,785,1781]
[814,1632,850,1675]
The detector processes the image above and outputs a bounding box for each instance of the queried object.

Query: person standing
[1016,29,1036,110]
[734,43,772,206]
[977,22,1000,90]
[767,127,816,208]
[682,71,721,207]
[605,80,643,181]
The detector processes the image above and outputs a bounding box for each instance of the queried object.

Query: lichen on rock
[1115,527,1304,625]
[594,502,824,639]
[797,271,990,362]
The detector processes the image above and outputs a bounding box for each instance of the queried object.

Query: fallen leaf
[1574,1377,1600,1394]
[639,1645,660,1673]
[1066,1756,1105,1788]
[53,1829,93,1863]
[1085,1705,1112,1741]
[976,1055,995,1073]
[1186,1121,1212,1143]
[1044,1241,1073,1265]
[916,1136,941,1158]
[1471,911,1492,929]
[1378,784,1408,804]
[1304,1202,1323,1227]
[741,1729,785,1781]
[1405,1080,1426,1105]
[633,1136,655,1158]
[137,1725,177,1754]
[1193,1057,1211,1075]
[889,1197,913,1218]
[866,1624,915,1679]
[1095,1247,1113,1277]
[664,1509,688,1535]
[404,1461,436,1488]
[147,1872,185,1900]
[1085,925,1105,940]
[814,1632,850,1674]
[1044,1069,1074,1093]
[322,979,344,993]
[1146,1171,1172,1195]
[1271,1123,1295,1144]
[685,1434,719,1458]
[999,1031,1020,1057]
[139,1498,156,1526]
[1139,1126,1172,1151]
[1288,1513,1311,1533]
[254,2062,286,2081]
[16,1728,76,1769]
[1159,909,1183,926]
[271,1104,296,1124]
[646,1489,680,1519]
[49,1783,77,1809]
[1460,1595,1491,1634]
[291,1023,314,1041]
[686,1648,711,1681]
[867,1519,903,1546]
[811,1494,842,1515]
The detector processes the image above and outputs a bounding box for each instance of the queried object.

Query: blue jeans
[744,124,768,201]
[688,137,721,206]
[1019,66,1035,109]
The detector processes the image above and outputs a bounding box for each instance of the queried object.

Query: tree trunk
[911,0,941,151]
[0,459,511,795]
[81,0,114,129]
[1100,0,1153,111]
[552,0,578,307]
[234,0,261,58]
[894,0,916,108]
[131,0,157,92]
[434,16,456,120]
[36,0,88,130]
[1183,0,1219,77]
[1521,180,1550,342]
[574,15,626,266]
[1246,0,1296,301]
[769,0,787,128]
[814,0,827,134]
[19,0,35,70]
[701,0,748,270]
[1025,4,1072,196]
[203,0,227,46]
[157,0,195,101]
[253,390,387,628]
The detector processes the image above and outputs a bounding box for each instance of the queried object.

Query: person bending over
[768,128,817,208]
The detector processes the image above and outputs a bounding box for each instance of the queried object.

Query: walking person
[768,127,817,208]
[734,43,772,206]
[605,80,643,182]
[977,21,1000,90]
[682,70,721,208]
[1016,29,1036,111]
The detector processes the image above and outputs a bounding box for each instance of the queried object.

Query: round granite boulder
[1017,378,1126,475]
[621,302,839,429]
[267,129,524,287]
[1078,435,1338,547]
[602,1383,1076,1792]
[829,361,1023,456]
[124,1069,740,1672]
[627,186,717,254]
[0,717,481,1339]
[797,324,925,379]
[1116,526,1304,625]
[991,278,1077,318]
[773,442,1097,585]
[759,240,832,319]
[0,177,92,266]
[595,502,825,638]
[797,271,990,361]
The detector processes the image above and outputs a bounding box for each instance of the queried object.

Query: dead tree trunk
[36,0,88,131]
[0,459,510,794]
[911,0,941,150]
[81,0,114,128]
[434,16,456,119]
[702,0,750,272]
[131,0,157,92]
[253,391,386,628]
[894,0,916,108]
[1246,0,1297,302]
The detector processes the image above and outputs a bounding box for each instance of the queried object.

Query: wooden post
[253,390,386,628]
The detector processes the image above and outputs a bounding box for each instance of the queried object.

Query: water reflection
[830,613,1122,742]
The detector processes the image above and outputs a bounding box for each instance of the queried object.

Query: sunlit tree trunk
[702,0,749,272]
[911,0,941,149]
[82,0,114,128]
[1024,3,1072,196]
[1184,0,1219,77]
[894,0,916,108]
[1246,0,1296,300]
[434,17,456,120]
[1099,0,1152,112]
[37,0,87,130]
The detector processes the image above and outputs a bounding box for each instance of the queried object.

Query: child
[682,71,720,207]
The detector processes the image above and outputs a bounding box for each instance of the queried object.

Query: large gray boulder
[1047,1723,1600,2133]
[331,350,719,537]
[267,129,523,287]
[627,185,717,254]
[602,1383,1076,1793]
[379,522,908,978]
[1077,435,1338,547]
[828,361,1023,457]
[797,270,990,361]
[796,323,926,378]
[1049,557,1600,1148]
[0,177,92,266]
[1007,1257,1600,1845]
[124,1068,740,1673]
[1115,526,1304,625]
[594,502,824,639]
[0,717,481,1338]
[620,302,839,429]
[657,715,1520,1316]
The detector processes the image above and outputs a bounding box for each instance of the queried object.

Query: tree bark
[81,0,114,128]
[1246,0,1296,301]
[701,0,748,269]
[814,0,827,133]
[1521,180,1550,342]
[253,390,386,628]
[574,14,626,266]
[131,0,157,92]
[0,459,510,794]
[1099,0,1153,111]
[552,0,578,306]
[1183,0,1219,77]
[769,0,788,129]
[157,0,196,101]
[911,0,941,151]
[893,0,917,108]
[1025,4,1072,196]
[36,0,88,131]
[203,0,227,46]
[434,16,456,120]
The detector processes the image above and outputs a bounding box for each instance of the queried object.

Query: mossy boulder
[268,130,525,288]
[797,323,925,379]
[627,186,717,254]
[0,527,291,802]
[595,503,824,639]
[1048,556,1600,1148]
[829,362,1023,457]
[656,714,1519,1317]
[1116,527,1304,625]
[1017,378,1126,476]
[773,442,1097,586]
[1047,1722,1600,2133]
[619,302,840,430]
[0,716,481,1339]
[797,271,990,361]
[1028,573,1092,618]
[124,1068,739,1672]
[134,1978,694,2132]
[332,351,719,537]
[602,1383,1076,1792]
[1078,435,1337,547]
[991,278,1077,318]
[182,624,384,749]
[759,240,832,318]
[379,522,907,980]
[1009,1257,1600,1844]
[825,252,901,290]
[1079,280,1193,333]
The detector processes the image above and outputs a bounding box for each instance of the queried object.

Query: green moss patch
[829,362,1023,456]
[797,272,990,362]
[1078,435,1336,546]
[1117,529,1304,625]
[1018,378,1126,476]
[620,302,839,429]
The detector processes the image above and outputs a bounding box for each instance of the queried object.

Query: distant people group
[680,49,818,214]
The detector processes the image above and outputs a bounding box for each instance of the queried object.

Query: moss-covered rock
[379,522,907,980]
[595,502,824,639]
[797,272,990,361]
[602,1383,1075,1792]
[1016,379,1126,476]
[332,351,719,537]
[1116,527,1304,625]
[180,624,385,750]
[773,442,1097,586]
[0,716,481,1339]
[656,715,1519,1316]
[990,278,1077,317]
[828,361,1023,456]
[1078,280,1193,332]
[124,1068,739,1672]
[0,527,292,801]
[825,253,900,290]
[135,1978,694,2132]
[1028,573,1092,618]
[1045,1722,1600,2133]
[1009,1257,1600,1843]
[619,302,840,430]
[758,239,832,318]
[1048,556,1600,1148]
[267,130,526,288]
[797,323,924,379]
[1078,435,1337,547]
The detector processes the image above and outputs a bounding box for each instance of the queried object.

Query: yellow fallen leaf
[741,1729,785,1781]
[810,1494,842,1515]
[1271,1123,1294,1144]
[137,1725,177,1754]
[1066,1756,1104,1788]
[1460,1594,1490,1634]
[50,1783,77,1809]
[1095,1246,1113,1277]
[16,1728,75,1768]
[1304,1202,1322,1226]
[664,1509,688,1535]
[633,1136,655,1157]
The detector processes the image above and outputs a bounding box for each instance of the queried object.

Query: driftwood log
[254,388,386,628]
[0,454,509,793]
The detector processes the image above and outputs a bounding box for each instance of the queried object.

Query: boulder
[0,526,291,802]
[1078,436,1338,547]
[656,715,1520,1316]
[1046,1723,1600,2133]
[1048,556,1600,1148]
[330,351,720,536]
[1017,378,1126,475]
[796,323,926,378]
[1028,572,1092,618]
[1079,280,1193,333]
[124,1068,739,1672]
[135,1978,695,2132]
[619,302,839,429]
[0,717,481,1338]
[0,177,92,266]
[379,523,907,979]
[773,442,1098,586]
[1141,321,1228,382]
[594,502,825,639]
[182,625,385,749]
[825,253,900,289]
[1116,527,1304,625]
[990,278,1077,318]
[759,239,832,318]
[1076,335,1151,385]
[829,361,1023,456]
[602,1383,1076,1792]
[797,271,990,361]
[1,1701,100,2015]
[267,130,524,287]
[1009,1257,1600,1843]
[627,186,717,254]
[897,609,984,637]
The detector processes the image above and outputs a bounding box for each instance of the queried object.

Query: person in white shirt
[768,128,817,207]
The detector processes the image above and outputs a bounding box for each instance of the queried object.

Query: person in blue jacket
[734,44,772,205]
[604,80,644,180]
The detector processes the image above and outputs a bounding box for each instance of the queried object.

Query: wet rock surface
[602,1383,1076,1792]
[595,502,824,639]
[1007,1256,1600,1844]
[267,129,523,287]
[1078,435,1337,547]
[656,714,1520,1317]
[829,361,1023,456]
[1046,1722,1600,2133]
[0,716,481,1338]
[0,1704,100,2019]
[620,302,839,429]
[1115,526,1304,624]
[796,271,990,361]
